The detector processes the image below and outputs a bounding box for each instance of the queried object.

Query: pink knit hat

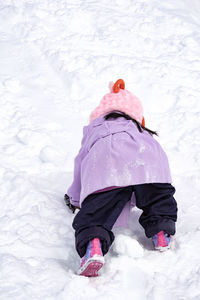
[90,79,145,126]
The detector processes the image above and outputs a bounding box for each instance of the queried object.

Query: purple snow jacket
[67,115,172,227]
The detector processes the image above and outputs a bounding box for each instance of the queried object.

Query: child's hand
[64,194,79,214]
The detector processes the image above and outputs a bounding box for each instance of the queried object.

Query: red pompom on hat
[90,79,145,126]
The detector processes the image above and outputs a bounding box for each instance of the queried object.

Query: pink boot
[152,231,171,251]
[78,238,104,277]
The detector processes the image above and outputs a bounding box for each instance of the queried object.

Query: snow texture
[0,0,200,299]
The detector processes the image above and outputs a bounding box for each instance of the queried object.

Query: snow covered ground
[0,0,200,299]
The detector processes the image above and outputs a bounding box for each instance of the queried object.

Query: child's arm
[66,126,88,210]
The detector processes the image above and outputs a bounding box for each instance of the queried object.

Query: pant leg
[72,186,133,257]
[134,183,177,238]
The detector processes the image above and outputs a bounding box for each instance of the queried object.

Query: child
[65,79,177,277]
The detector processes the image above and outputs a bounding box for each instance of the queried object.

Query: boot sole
[78,257,104,277]
[155,244,171,251]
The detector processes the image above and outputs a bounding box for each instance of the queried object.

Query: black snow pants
[72,183,177,257]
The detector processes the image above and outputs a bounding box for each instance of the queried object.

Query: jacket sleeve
[67,126,88,207]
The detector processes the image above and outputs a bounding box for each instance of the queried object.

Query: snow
[0,0,200,299]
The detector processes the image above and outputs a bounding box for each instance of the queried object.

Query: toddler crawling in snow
[65,79,177,277]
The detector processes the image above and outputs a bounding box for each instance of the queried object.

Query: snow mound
[113,234,144,258]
